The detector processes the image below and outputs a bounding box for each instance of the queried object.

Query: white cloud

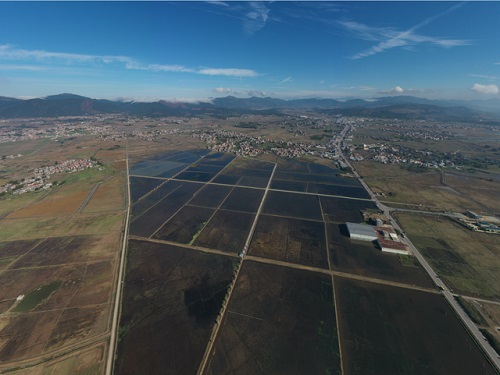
[198,68,258,77]
[244,2,270,35]
[0,44,132,65]
[378,86,405,94]
[0,44,259,78]
[0,64,46,71]
[339,3,470,59]
[278,76,293,85]
[470,83,499,95]
[469,74,498,81]
[207,1,229,7]
[246,90,271,97]
[212,88,271,97]
[213,87,232,93]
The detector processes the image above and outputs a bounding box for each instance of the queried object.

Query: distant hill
[0,93,498,122]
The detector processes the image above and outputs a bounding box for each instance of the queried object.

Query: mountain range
[0,93,499,123]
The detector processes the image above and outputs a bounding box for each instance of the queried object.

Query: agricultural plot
[130,180,183,219]
[249,215,328,269]
[307,183,370,199]
[206,261,341,375]
[9,235,113,269]
[115,240,236,375]
[237,175,270,188]
[320,196,378,223]
[212,174,242,186]
[270,179,308,192]
[7,190,90,218]
[0,258,113,361]
[130,181,203,237]
[175,171,217,182]
[263,191,322,221]
[152,205,215,244]
[334,277,497,375]
[220,187,264,213]
[194,210,255,254]
[120,150,497,375]
[215,159,274,188]
[130,160,186,178]
[185,164,225,174]
[0,239,40,271]
[129,176,164,203]
[327,224,434,287]
[396,214,500,299]
[130,149,210,178]
[200,152,235,167]
[188,184,233,208]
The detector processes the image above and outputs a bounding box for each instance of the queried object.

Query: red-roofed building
[374,226,411,255]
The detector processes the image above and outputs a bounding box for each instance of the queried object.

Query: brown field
[6,190,89,218]
[395,213,500,298]
[83,175,125,213]
[0,212,124,241]
[354,161,492,212]
[0,259,113,361]
[0,136,125,372]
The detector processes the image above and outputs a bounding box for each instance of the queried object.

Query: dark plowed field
[129,176,164,203]
[194,210,255,254]
[334,277,497,375]
[115,240,236,375]
[263,191,322,221]
[249,215,328,269]
[188,184,233,208]
[320,196,378,223]
[206,261,341,375]
[153,206,215,244]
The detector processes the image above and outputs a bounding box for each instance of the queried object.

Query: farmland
[116,148,497,375]
[1,112,498,374]
[394,213,500,299]
[115,240,236,375]
[334,277,496,375]
[0,135,126,374]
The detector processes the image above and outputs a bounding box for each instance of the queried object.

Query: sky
[0,1,499,102]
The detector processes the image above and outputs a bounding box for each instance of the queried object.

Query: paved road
[105,143,131,375]
[338,125,500,371]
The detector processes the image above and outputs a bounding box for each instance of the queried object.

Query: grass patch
[395,213,500,298]
[188,221,208,246]
[12,280,63,313]
[455,296,487,325]
[480,329,500,355]
[398,254,420,268]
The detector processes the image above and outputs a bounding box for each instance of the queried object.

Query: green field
[12,280,63,313]
[395,213,500,298]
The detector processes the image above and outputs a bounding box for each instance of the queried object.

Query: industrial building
[346,222,378,241]
[346,222,411,255]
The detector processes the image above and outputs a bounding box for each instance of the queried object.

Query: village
[0,158,98,195]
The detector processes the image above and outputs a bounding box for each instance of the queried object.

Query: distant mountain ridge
[0,93,498,122]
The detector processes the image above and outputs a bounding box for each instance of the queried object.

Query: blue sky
[0,1,499,101]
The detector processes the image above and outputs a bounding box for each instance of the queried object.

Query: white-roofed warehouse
[346,222,378,241]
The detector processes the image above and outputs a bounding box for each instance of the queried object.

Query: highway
[337,125,500,371]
